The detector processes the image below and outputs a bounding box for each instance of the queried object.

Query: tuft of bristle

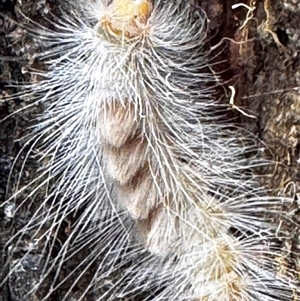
[1,0,298,300]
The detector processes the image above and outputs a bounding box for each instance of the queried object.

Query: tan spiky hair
[1,0,298,300]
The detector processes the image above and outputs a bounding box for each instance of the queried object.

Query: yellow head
[114,0,151,19]
[100,0,153,38]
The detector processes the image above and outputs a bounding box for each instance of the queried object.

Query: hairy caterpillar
[1,0,299,300]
